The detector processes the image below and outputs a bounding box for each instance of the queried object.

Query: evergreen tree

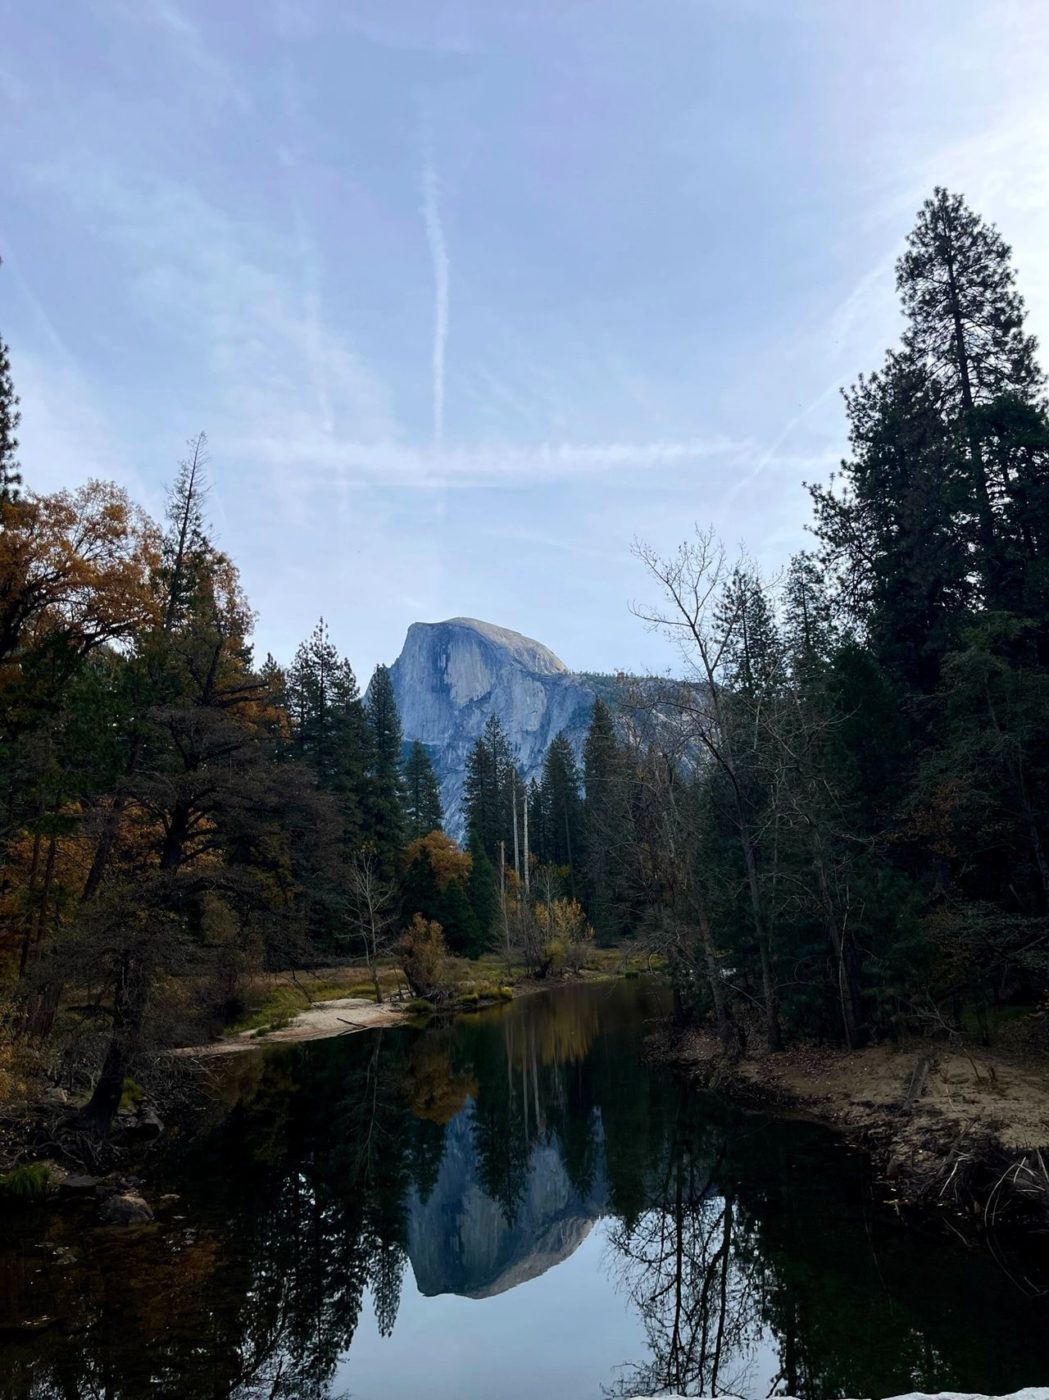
[898,187,1042,417]
[540,731,583,876]
[462,715,515,864]
[404,740,443,838]
[466,838,499,954]
[897,187,1045,598]
[286,619,371,849]
[581,699,632,943]
[810,352,972,692]
[365,664,407,880]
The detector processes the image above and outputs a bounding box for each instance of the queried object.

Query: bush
[398,916,458,1003]
[406,997,434,1014]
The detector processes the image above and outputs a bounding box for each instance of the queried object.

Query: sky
[2,0,1049,684]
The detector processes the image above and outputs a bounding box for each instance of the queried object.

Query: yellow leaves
[532,897,594,946]
[400,1035,477,1124]
[397,914,455,1001]
[405,830,472,890]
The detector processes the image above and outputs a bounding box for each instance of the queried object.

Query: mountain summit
[387,617,599,836]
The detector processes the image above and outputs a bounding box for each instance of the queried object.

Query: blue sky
[3,0,1048,683]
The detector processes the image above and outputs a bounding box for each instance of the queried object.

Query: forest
[1,185,1048,1146]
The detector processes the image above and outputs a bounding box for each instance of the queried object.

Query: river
[2,978,1048,1398]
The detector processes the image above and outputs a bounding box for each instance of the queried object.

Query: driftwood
[902,1053,933,1109]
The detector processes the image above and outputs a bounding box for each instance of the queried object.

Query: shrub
[398,916,458,1003]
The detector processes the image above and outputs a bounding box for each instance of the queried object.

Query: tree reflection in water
[606,1152,759,1399]
[2,981,1049,1400]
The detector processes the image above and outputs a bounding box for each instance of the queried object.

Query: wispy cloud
[234,432,752,488]
[421,159,450,449]
[105,0,251,111]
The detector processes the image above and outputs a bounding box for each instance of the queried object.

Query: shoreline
[180,996,411,1055]
[180,967,623,1057]
[651,1024,1049,1227]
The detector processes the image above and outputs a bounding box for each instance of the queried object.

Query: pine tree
[581,699,632,943]
[0,331,21,505]
[463,715,515,863]
[898,188,1042,417]
[404,740,443,838]
[540,732,582,875]
[716,564,784,700]
[466,838,498,954]
[286,619,371,848]
[897,188,1045,596]
[158,435,210,633]
[810,352,972,692]
[365,664,407,879]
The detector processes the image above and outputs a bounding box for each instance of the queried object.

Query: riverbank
[653,1025,1049,1226]
[187,995,410,1054]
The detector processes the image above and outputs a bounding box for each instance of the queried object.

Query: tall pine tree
[0,330,21,505]
[404,740,443,838]
[365,664,407,880]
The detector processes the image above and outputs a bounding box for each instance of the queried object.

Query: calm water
[2,979,1049,1399]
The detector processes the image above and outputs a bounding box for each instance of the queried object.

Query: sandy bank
[185,997,410,1056]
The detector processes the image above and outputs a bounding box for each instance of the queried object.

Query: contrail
[421,160,450,449]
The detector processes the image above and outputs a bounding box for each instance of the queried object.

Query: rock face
[387,618,604,838]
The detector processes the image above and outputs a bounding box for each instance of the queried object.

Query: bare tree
[346,851,398,1003]
[633,528,782,1051]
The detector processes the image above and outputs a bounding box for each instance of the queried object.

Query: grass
[0,1163,51,1198]
[119,1077,144,1111]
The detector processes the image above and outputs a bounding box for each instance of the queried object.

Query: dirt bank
[654,1026,1049,1225]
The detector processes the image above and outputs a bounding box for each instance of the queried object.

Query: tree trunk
[75,953,146,1134]
[697,900,737,1058]
[814,846,864,1048]
[741,835,781,1051]
[944,243,997,560]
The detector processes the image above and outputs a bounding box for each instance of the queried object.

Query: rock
[58,1173,101,1194]
[98,1192,153,1225]
[122,1106,164,1141]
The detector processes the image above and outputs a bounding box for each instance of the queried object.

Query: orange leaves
[404,830,472,890]
[0,480,161,674]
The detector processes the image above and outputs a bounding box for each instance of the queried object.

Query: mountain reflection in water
[2,978,1049,1400]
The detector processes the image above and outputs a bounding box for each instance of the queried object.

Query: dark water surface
[2,978,1049,1398]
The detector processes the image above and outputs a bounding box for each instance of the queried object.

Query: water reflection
[1,980,1048,1399]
